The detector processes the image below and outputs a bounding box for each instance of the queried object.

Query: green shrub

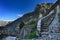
[25,30,36,39]
[24,20,37,39]
[28,20,37,28]
[19,21,24,29]
[28,20,36,25]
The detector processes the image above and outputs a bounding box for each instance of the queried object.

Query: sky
[0,0,57,21]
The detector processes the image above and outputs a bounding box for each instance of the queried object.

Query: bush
[28,20,36,25]
[19,21,24,29]
[24,20,37,39]
[25,30,36,39]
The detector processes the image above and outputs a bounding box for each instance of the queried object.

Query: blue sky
[0,0,57,21]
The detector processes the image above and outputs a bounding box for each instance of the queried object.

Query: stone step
[41,27,47,29]
[42,25,47,27]
[41,29,48,32]
[41,29,48,30]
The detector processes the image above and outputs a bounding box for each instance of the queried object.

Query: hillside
[0,3,53,39]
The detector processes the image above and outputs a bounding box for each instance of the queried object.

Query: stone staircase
[36,1,60,39]
[41,11,56,32]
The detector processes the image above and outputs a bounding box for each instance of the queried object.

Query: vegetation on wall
[25,30,36,39]
[24,20,37,39]
[28,20,36,25]
[58,13,60,22]
[58,13,60,32]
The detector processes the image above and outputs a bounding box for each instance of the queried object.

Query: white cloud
[17,14,23,17]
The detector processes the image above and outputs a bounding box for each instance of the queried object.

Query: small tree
[19,21,24,29]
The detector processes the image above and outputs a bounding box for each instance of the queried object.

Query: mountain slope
[4,3,53,39]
